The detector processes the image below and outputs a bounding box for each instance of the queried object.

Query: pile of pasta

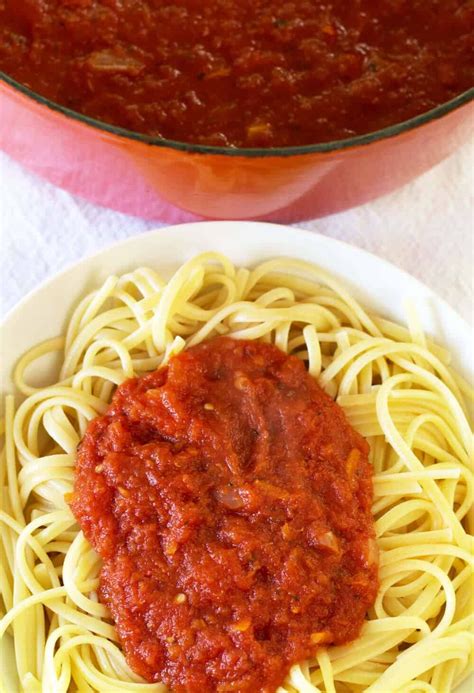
[1,254,473,692]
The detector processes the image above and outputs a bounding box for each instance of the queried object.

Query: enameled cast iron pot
[1,74,473,223]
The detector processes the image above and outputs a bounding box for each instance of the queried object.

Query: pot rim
[1,72,473,158]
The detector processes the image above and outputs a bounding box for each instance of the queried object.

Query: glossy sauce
[0,1,472,147]
[71,338,378,692]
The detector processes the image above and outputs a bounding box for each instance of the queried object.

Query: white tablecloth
[1,142,473,324]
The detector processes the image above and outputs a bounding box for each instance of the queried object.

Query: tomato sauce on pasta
[70,338,378,692]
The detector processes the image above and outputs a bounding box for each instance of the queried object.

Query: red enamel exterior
[1,77,472,223]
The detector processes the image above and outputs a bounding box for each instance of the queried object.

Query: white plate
[1,221,473,692]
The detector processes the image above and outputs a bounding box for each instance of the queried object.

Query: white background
[1,141,473,324]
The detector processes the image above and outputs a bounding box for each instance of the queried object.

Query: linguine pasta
[1,253,473,692]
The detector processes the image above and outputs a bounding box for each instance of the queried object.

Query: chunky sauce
[71,338,378,692]
[1,1,472,147]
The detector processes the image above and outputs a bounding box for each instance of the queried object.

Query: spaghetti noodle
[1,253,473,692]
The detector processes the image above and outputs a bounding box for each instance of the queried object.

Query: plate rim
[1,220,472,335]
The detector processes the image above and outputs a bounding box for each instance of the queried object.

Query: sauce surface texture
[1,1,472,147]
[71,338,378,692]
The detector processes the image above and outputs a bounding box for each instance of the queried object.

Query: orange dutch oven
[1,74,473,223]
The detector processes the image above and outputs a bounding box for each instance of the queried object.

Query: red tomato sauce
[1,1,472,147]
[71,338,378,692]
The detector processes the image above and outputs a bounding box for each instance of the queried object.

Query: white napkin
[1,141,473,324]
